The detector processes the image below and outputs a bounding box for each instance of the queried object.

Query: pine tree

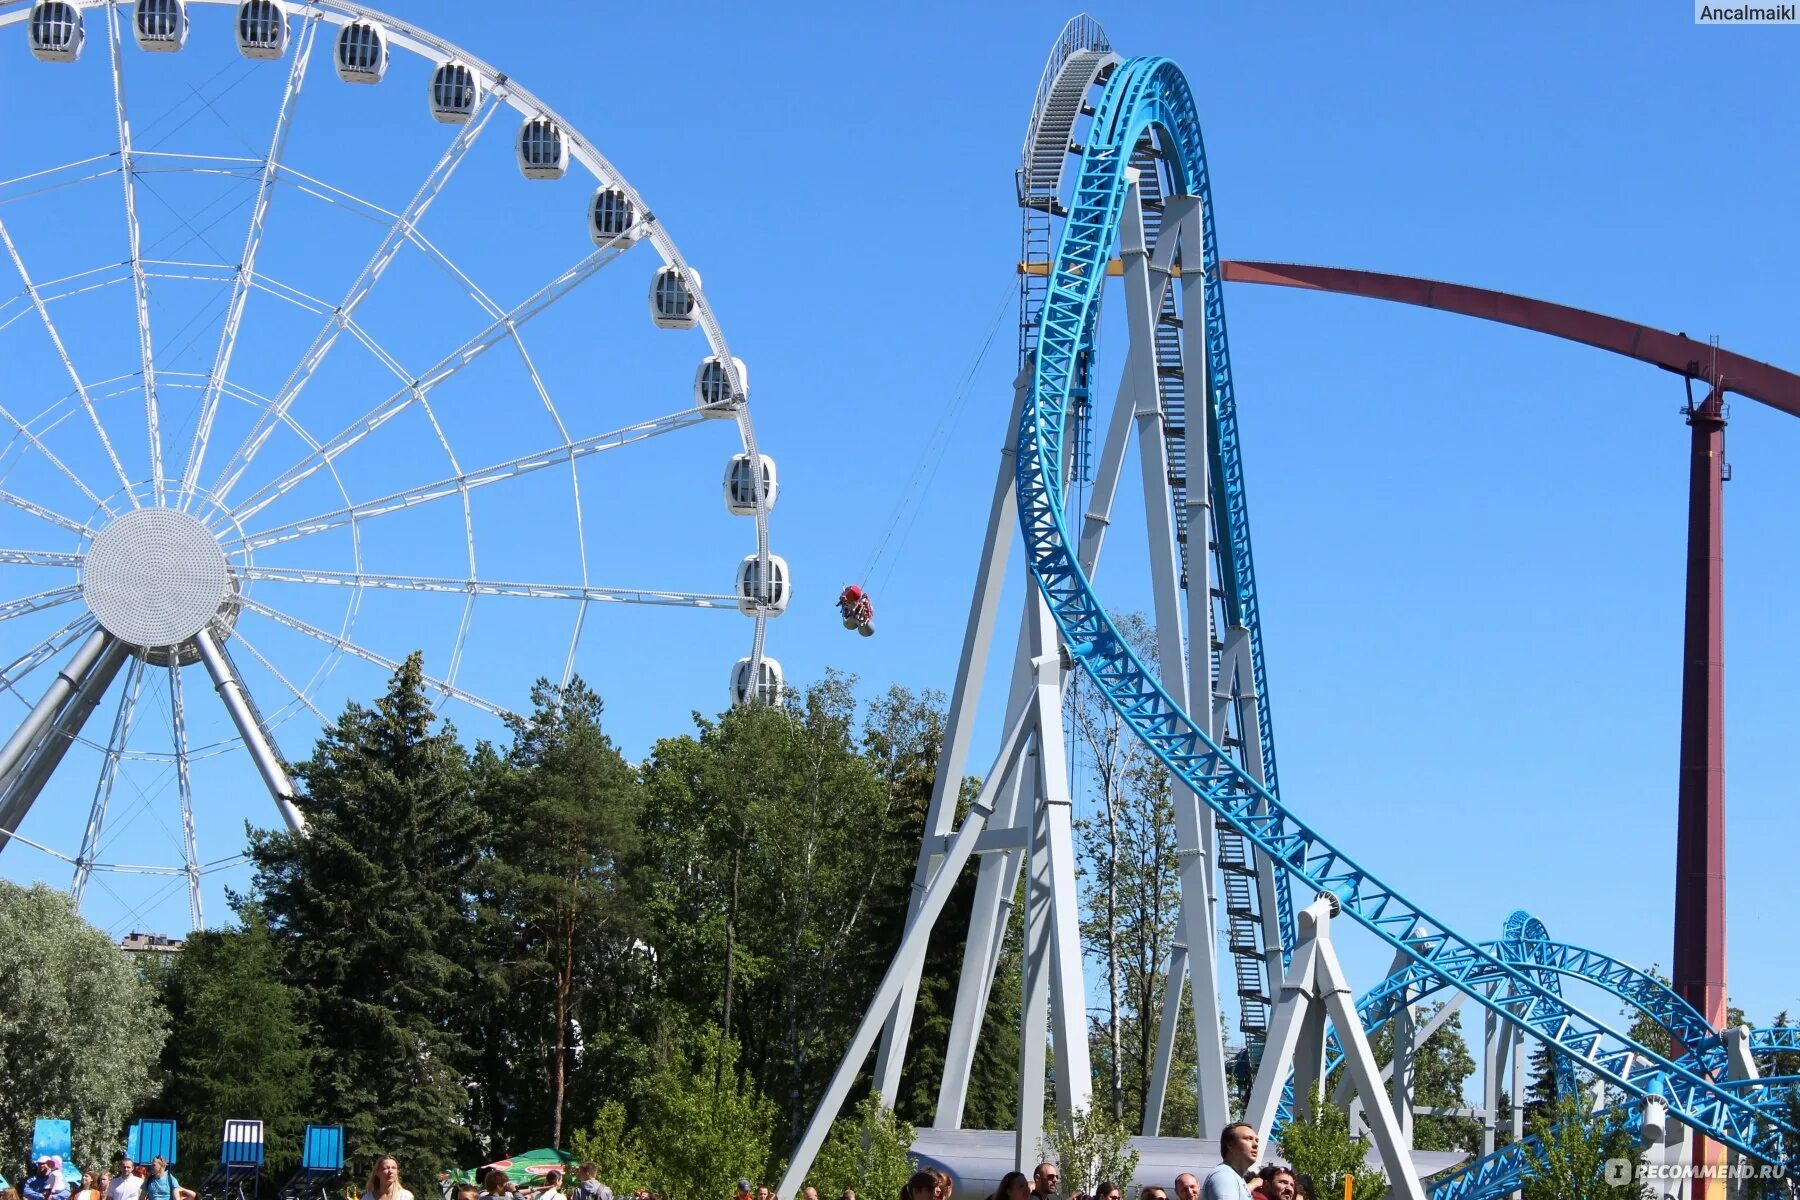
[479,678,642,1148]
[248,653,479,1180]
[157,909,311,1173]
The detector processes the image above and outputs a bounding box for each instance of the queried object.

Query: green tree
[1275,1104,1386,1199]
[156,910,310,1173]
[1041,1103,1139,1196]
[1519,1093,1646,1200]
[0,881,167,1168]
[247,654,478,1180]
[479,679,642,1148]
[806,1093,917,1200]
[637,674,915,1142]
[568,1101,652,1196]
[1368,1005,1479,1156]
[637,1027,779,1200]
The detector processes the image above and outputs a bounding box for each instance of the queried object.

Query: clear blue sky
[1,0,1797,1043]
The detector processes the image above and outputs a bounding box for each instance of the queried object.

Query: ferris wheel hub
[82,507,237,659]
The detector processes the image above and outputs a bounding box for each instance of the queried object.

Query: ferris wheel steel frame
[0,0,777,931]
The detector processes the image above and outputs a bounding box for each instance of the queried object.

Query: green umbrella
[444,1149,579,1189]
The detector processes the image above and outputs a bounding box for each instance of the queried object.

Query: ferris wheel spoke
[238,595,512,719]
[205,90,508,509]
[72,655,146,909]
[105,6,165,503]
[1,488,96,538]
[0,549,83,569]
[240,565,743,610]
[0,584,83,624]
[0,217,137,504]
[229,407,709,553]
[229,245,627,526]
[178,13,322,508]
[228,625,329,724]
[165,662,203,930]
[0,396,111,511]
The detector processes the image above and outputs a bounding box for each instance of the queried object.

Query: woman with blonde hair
[362,1157,412,1200]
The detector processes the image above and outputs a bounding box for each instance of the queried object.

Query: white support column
[1029,595,1092,1134]
[1242,899,1426,1200]
[1723,1025,1758,1082]
[1318,938,1427,1200]
[1392,978,1417,1146]
[935,714,1032,1128]
[1017,744,1053,1167]
[1482,1011,1502,1159]
[1116,175,1230,1138]
[1142,943,1187,1135]
[776,711,1032,1200]
[1500,1027,1520,1127]
[877,375,1027,1106]
[195,628,305,833]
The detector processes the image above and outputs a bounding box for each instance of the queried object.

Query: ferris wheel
[0,0,785,933]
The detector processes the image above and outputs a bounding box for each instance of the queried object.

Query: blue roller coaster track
[1013,50,1794,1193]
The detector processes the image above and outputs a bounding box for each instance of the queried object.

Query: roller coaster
[784,16,1800,1200]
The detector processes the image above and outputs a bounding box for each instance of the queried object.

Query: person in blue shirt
[23,1156,70,1200]
[140,1159,191,1200]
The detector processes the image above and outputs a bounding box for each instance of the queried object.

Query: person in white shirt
[362,1156,413,1200]
[535,1170,567,1200]
[1195,1122,1260,1200]
[104,1157,142,1200]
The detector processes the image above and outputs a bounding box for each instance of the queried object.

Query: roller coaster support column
[1116,179,1231,1138]
[873,374,1027,1109]
[1675,383,1727,1200]
[1242,897,1426,1200]
[777,710,1030,1200]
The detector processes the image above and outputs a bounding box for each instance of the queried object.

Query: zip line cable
[859,277,1020,594]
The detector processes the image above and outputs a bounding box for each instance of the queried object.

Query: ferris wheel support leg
[874,375,1027,1109]
[1118,173,1231,1137]
[195,628,305,834]
[0,633,128,850]
[0,629,110,788]
[776,711,1030,1200]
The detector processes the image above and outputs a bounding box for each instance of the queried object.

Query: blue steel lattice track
[1012,52,1792,1177]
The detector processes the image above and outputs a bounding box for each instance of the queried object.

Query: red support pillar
[1674,383,1727,1200]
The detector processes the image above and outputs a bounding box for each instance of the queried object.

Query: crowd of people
[1,1153,198,1200]
[722,1122,1315,1200]
[8,1122,1314,1200]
